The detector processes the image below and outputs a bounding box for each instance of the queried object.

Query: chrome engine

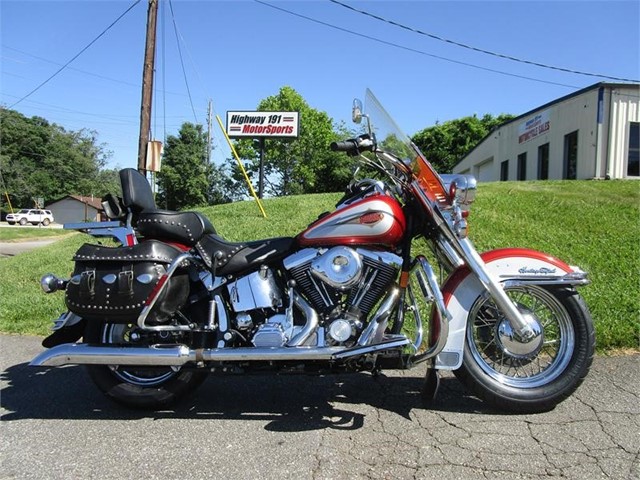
[226,248,401,348]
[283,247,402,345]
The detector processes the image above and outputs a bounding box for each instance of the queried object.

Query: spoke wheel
[468,286,573,388]
[454,286,594,413]
[84,321,208,409]
[100,323,177,387]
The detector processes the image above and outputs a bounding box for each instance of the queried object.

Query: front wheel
[84,322,208,409]
[454,286,595,413]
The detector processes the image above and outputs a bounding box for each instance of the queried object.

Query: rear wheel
[454,286,594,413]
[84,322,208,409]
[42,218,50,226]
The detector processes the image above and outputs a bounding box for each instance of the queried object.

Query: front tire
[84,322,208,409]
[454,286,595,413]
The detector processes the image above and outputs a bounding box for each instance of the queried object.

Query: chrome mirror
[352,98,363,124]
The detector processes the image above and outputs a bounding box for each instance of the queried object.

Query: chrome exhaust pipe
[30,336,412,368]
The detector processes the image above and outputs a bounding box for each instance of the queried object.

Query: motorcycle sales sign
[518,110,550,144]
[226,111,300,138]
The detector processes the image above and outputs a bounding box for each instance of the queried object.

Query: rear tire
[84,321,208,409]
[454,286,595,413]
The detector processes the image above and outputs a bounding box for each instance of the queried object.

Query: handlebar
[330,139,358,153]
[330,134,374,156]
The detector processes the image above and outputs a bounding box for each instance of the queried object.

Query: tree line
[1,87,514,212]
[0,108,120,212]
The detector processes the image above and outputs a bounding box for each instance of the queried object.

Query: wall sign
[518,110,550,144]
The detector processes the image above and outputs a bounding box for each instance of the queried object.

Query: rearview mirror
[352,99,363,124]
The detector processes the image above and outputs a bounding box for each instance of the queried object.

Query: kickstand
[421,365,440,404]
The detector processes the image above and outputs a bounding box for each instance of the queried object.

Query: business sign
[226,111,300,138]
[518,110,550,144]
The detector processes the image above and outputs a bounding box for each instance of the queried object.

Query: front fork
[454,237,539,341]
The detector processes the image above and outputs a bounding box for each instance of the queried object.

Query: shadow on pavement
[1,360,499,431]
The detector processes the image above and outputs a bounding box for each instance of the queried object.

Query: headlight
[441,174,477,207]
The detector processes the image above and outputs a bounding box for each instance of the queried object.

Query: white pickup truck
[6,209,55,226]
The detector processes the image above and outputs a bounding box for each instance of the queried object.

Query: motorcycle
[31,90,595,413]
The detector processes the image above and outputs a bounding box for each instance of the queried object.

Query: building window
[538,143,549,180]
[517,153,527,181]
[628,122,639,177]
[564,131,578,179]
[500,160,509,181]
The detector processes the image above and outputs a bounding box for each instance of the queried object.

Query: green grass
[0,181,638,351]
[0,226,73,242]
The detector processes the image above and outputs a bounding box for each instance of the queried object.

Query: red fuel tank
[298,194,406,248]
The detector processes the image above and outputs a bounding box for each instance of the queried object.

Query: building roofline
[455,82,640,166]
[47,195,104,211]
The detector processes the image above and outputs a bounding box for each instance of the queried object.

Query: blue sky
[2,0,639,170]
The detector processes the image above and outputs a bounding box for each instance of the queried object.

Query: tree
[412,114,515,173]
[156,123,211,210]
[230,86,352,197]
[0,108,117,210]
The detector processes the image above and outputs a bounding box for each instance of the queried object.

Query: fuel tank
[298,194,406,248]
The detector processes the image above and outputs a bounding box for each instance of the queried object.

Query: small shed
[46,195,105,225]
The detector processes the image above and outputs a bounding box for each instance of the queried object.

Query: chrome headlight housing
[442,174,477,210]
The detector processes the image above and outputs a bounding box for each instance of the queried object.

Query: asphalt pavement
[0,239,61,257]
[1,334,638,480]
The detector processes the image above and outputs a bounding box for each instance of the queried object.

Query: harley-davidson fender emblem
[518,266,557,275]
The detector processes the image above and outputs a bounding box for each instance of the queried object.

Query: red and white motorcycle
[32,90,594,412]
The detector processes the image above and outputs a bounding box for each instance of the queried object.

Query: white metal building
[453,83,639,181]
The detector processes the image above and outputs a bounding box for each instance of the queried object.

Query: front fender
[433,248,587,370]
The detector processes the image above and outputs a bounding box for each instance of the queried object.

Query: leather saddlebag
[65,240,189,324]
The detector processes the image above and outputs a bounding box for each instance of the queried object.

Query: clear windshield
[363,89,449,204]
[364,88,418,163]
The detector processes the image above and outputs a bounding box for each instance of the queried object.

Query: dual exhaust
[29,336,412,368]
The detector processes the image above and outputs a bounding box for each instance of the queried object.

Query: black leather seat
[119,169,295,275]
[195,234,295,277]
[119,168,216,246]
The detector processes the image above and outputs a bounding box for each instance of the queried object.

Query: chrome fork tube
[455,237,535,340]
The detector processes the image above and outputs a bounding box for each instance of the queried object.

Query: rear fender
[433,248,587,370]
[42,312,86,348]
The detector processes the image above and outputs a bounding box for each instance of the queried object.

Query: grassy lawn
[0,180,637,352]
[0,225,73,242]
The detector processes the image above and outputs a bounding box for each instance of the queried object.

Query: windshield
[364,89,417,163]
[363,89,448,204]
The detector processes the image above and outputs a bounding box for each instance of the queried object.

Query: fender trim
[442,248,574,305]
[433,248,582,370]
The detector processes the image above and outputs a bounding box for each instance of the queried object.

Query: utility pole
[206,100,213,163]
[137,0,159,173]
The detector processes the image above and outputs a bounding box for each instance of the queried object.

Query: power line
[2,45,195,98]
[8,0,143,108]
[254,0,581,89]
[168,0,198,123]
[329,0,639,83]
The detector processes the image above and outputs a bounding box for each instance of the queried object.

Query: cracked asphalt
[1,335,638,479]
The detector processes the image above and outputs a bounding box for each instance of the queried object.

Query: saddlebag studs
[65,240,189,323]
